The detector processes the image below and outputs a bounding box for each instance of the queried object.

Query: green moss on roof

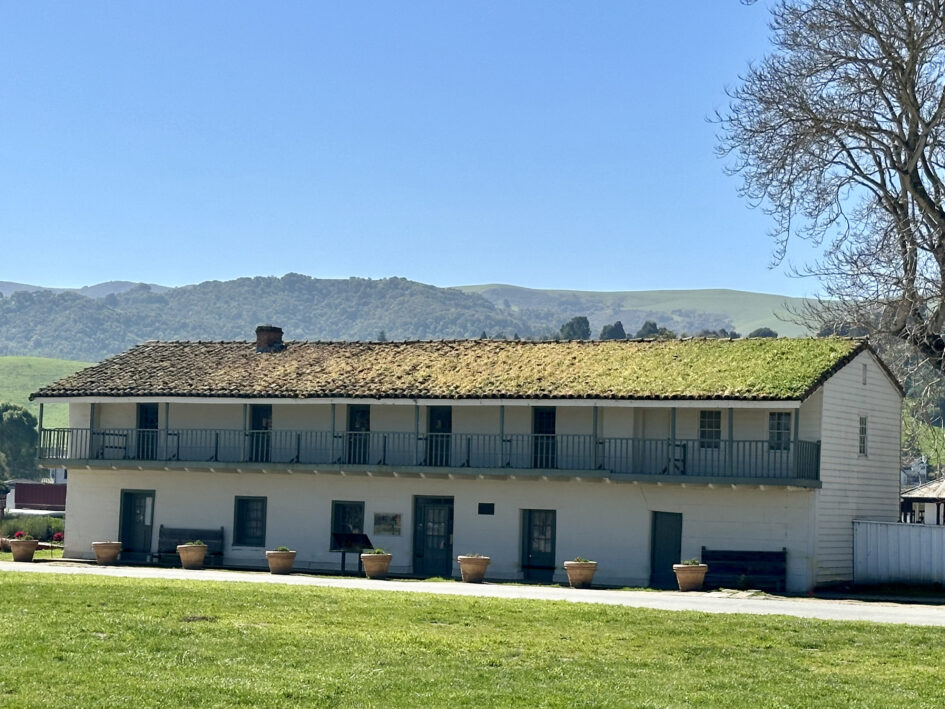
[31,337,869,402]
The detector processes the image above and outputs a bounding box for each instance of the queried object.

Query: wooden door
[532,407,556,468]
[136,403,159,460]
[413,496,454,577]
[119,490,154,562]
[249,404,272,463]
[522,509,556,582]
[427,406,452,466]
[346,405,370,464]
[650,511,683,589]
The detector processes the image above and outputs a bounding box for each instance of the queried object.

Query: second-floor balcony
[39,427,821,483]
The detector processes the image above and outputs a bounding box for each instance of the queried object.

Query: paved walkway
[5,560,945,627]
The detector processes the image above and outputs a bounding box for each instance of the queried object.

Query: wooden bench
[156,525,225,566]
[701,547,787,592]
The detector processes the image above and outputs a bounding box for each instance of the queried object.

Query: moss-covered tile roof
[30,337,881,402]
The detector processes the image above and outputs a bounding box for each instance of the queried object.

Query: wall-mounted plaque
[373,513,402,536]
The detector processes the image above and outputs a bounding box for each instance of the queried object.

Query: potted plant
[563,556,598,589]
[672,558,709,591]
[360,547,393,579]
[457,553,490,583]
[177,540,208,570]
[10,531,39,563]
[92,540,123,565]
[265,545,297,575]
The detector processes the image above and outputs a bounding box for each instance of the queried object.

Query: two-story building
[32,327,901,591]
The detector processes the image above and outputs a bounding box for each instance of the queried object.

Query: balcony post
[592,406,600,469]
[500,405,506,467]
[414,404,420,466]
[793,409,800,477]
[669,407,676,473]
[163,403,170,461]
[89,403,96,459]
[727,407,734,475]
[330,404,336,462]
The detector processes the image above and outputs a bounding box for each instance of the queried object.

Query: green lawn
[2,574,945,707]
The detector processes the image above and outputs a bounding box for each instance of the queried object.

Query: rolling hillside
[0,274,812,361]
[456,285,810,337]
[0,356,92,428]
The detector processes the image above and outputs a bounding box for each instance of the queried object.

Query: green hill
[456,285,811,337]
[0,356,92,428]
[0,274,813,362]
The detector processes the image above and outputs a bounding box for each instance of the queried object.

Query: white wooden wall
[854,520,945,584]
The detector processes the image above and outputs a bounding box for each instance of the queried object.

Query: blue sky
[0,2,821,297]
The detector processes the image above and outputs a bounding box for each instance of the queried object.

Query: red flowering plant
[52,532,64,543]
[13,531,34,541]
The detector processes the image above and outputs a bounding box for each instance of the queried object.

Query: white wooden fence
[854,520,945,584]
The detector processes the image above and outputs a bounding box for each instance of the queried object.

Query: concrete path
[5,560,945,627]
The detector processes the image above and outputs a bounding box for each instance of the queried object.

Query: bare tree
[719,0,945,370]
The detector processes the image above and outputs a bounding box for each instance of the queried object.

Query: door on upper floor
[532,407,556,469]
[249,405,272,463]
[346,405,371,464]
[427,406,452,467]
[136,403,159,460]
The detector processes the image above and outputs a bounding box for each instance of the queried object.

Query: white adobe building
[32,327,902,591]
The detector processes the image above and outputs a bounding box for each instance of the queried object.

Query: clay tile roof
[30,337,877,402]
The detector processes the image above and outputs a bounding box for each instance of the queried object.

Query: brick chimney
[255,325,285,353]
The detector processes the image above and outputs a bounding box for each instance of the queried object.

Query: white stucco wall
[64,466,817,591]
[814,350,902,585]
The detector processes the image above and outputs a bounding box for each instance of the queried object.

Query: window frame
[330,500,365,549]
[233,496,267,547]
[858,416,868,456]
[768,412,792,452]
[699,410,722,450]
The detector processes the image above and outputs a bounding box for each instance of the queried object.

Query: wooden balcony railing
[38,427,820,481]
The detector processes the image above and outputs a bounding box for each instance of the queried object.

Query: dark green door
[533,407,556,469]
[413,496,454,577]
[249,404,272,463]
[522,509,556,582]
[427,406,452,467]
[347,405,370,464]
[119,490,154,562]
[650,511,683,589]
[136,403,159,460]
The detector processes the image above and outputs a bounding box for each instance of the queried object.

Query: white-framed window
[699,410,721,449]
[769,412,791,451]
[859,416,868,456]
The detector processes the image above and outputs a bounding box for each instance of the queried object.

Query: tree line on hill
[0,274,780,361]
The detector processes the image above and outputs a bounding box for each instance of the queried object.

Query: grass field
[2,573,945,708]
[0,355,91,428]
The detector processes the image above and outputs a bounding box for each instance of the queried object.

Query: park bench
[701,547,787,592]
[156,525,225,567]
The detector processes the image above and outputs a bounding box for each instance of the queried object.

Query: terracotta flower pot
[92,541,123,565]
[360,552,393,579]
[457,555,490,583]
[563,561,598,589]
[673,564,709,591]
[177,544,208,570]
[10,539,39,563]
[0,537,11,552]
[265,550,297,575]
